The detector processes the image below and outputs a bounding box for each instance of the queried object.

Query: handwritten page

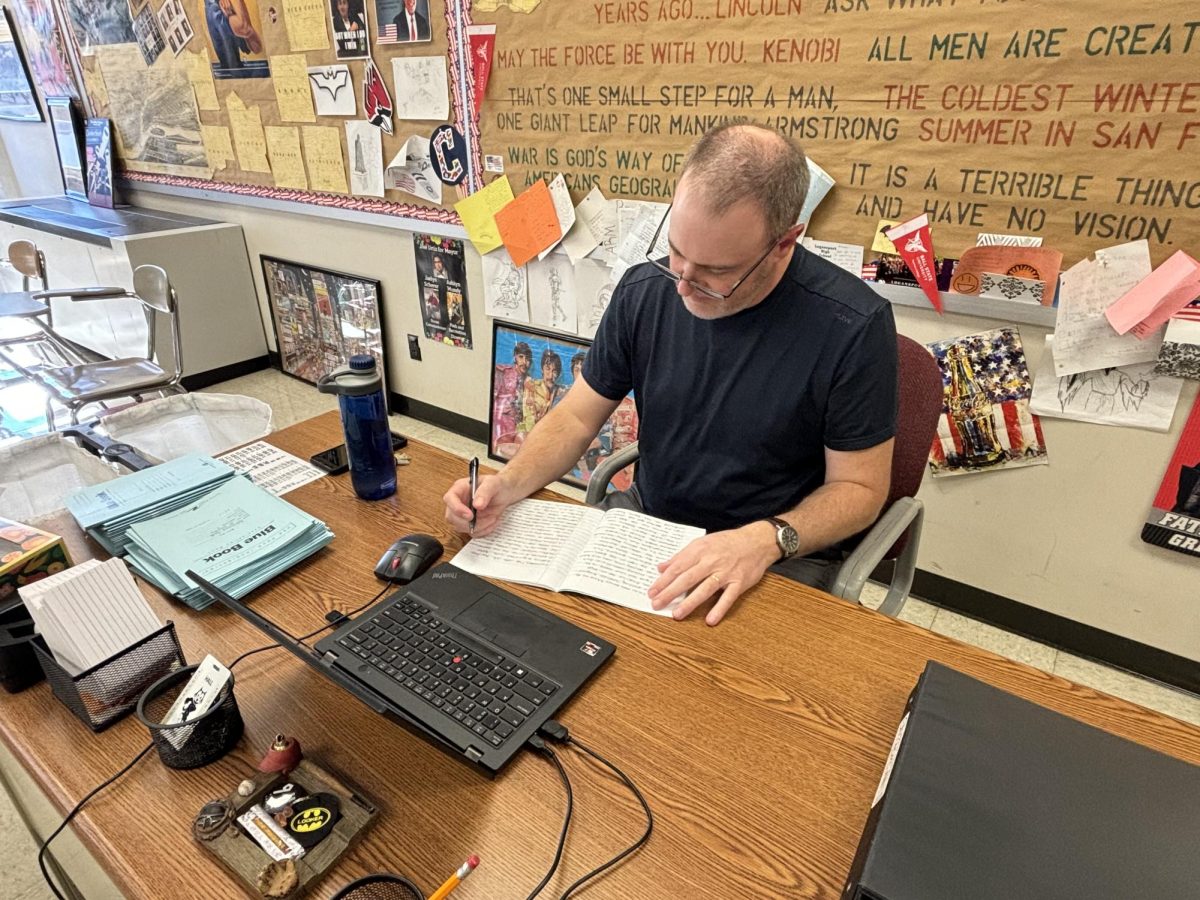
[1105,250,1200,338]
[562,509,703,615]
[495,179,561,267]
[455,176,515,255]
[482,247,530,322]
[270,54,316,122]
[301,125,348,194]
[575,258,616,339]
[282,0,329,51]
[265,126,308,190]
[1053,241,1159,377]
[391,56,449,120]
[226,92,270,173]
[574,187,617,264]
[200,124,234,169]
[184,51,218,111]
[1030,336,1183,432]
[615,199,669,270]
[450,499,704,615]
[537,174,576,260]
[451,501,604,588]
[798,156,834,226]
[801,237,864,276]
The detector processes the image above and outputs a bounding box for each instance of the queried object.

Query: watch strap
[766,516,798,561]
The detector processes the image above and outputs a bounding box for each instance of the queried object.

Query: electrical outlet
[407,334,422,361]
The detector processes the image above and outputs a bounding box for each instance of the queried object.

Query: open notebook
[450,499,704,615]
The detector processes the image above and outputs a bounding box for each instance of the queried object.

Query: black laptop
[195,563,615,774]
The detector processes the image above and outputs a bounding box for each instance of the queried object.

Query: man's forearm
[497,404,599,499]
[757,482,886,558]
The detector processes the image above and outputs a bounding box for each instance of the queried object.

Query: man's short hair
[680,124,809,240]
[513,341,532,362]
[540,348,562,377]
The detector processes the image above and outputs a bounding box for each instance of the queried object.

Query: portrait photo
[375,0,431,44]
[328,0,369,60]
[202,0,269,78]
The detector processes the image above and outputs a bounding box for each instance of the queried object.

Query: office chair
[584,334,945,618]
[16,265,186,429]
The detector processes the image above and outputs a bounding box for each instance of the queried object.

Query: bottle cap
[349,354,375,371]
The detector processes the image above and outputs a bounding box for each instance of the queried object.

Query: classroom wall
[118,187,1200,664]
[0,121,62,198]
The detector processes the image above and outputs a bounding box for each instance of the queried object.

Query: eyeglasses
[644,204,779,301]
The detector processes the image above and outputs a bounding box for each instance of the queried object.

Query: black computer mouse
[374,534,444,583]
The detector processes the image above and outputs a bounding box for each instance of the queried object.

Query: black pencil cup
[0,600,45,693]
[32,622,185,732]
[137,664,243,769]
[331,874,426,900]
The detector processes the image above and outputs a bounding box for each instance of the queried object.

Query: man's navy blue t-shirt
[582,247,898,533]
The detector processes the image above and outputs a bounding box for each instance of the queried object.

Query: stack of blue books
[66,456,335,610]
[66,456,238,556]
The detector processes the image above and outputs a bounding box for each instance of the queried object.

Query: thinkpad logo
[432,571,457,579]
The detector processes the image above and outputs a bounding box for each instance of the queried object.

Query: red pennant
[885,214,942,314]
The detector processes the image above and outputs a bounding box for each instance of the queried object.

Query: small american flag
[379,24,397,40]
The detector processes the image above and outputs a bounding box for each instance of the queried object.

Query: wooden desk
[4,411,1199,899]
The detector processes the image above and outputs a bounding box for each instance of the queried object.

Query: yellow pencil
[428,855,479,900]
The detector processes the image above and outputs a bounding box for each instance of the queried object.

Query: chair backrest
[132,264,183,380]
[878,334,944,558]
[7,239,47,288]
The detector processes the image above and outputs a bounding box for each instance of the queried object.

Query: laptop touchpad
[453,592,539,656]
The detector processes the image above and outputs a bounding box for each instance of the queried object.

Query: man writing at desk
[445,125,898,625]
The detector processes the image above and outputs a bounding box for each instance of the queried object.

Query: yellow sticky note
[454,176,515,256]
[185,51,220,111]
[301,126,348,194]
[227,92,271,173]
[265,126,308,190]
[201,125,235,168]
[270,55,316,123]
[282,0,330,51]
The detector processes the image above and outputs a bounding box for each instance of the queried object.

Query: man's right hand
[443,473,515,536]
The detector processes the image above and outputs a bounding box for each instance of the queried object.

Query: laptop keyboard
[335,596,558,749]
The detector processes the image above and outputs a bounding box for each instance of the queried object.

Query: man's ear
[781,222,805,250]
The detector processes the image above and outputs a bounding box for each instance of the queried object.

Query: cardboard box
[0,517,73,605]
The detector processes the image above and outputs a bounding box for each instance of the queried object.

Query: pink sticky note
[1106,250,1200,338]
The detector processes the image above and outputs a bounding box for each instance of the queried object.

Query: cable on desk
[524,734,575,900]
[37,741,154,900]
[538,720,655,899]
[229,582,391,670]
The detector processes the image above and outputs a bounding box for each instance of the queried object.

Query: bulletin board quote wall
[472,0,1200,263]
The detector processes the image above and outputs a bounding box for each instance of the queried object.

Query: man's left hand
[648,525,777,626]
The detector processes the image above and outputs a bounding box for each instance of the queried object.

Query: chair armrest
[584,442,640,506]
[31,286,130,301]
[831,497,925,617]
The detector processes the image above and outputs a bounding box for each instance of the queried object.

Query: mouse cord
[523,735,575,900]
[538,721,654,899]
[228,582,391,670]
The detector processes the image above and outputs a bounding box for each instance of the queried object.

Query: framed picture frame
[45,96,85,199]
[0,8,42,121]
[489,321,638,490]
[260,256,391,409]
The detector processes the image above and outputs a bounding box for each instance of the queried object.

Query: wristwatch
[767,517,800,561]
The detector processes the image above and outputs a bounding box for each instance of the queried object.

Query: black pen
[468,457,479,534]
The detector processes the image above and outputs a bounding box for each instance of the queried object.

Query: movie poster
[413,234,471,349]
[1142,393,1200,559]
[927,327,1049,477]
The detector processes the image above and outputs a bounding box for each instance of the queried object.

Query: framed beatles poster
[489,322,638,490]
[260,256,390,408]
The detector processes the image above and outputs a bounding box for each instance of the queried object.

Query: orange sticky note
[495,180,562,268]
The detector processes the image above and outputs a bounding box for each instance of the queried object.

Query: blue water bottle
[317,355,396,500]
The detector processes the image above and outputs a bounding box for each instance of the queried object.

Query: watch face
[781,526,800,556]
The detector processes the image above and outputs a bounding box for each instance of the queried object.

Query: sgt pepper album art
[1142,392,1200,559]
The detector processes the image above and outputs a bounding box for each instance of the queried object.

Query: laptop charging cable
[524,720,654,899]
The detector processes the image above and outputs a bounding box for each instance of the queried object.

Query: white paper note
[575,259,617,339]
[391,56,449,120]
[538,173,577,260]
[527,252,579,334]
[482,248,530,322]
[384,134,441,203]
[345,121,384,197]
[800,237,864,276]
[307,65,356,116]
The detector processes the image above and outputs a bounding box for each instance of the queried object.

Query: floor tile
[1054,652,1200,728]
[896,597,939,629]
[931,609,1058,671]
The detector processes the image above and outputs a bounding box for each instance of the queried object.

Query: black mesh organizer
[331,874,426,900]
[0,600,45,693]
[32,621,185,732]
[136,663,243,769]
